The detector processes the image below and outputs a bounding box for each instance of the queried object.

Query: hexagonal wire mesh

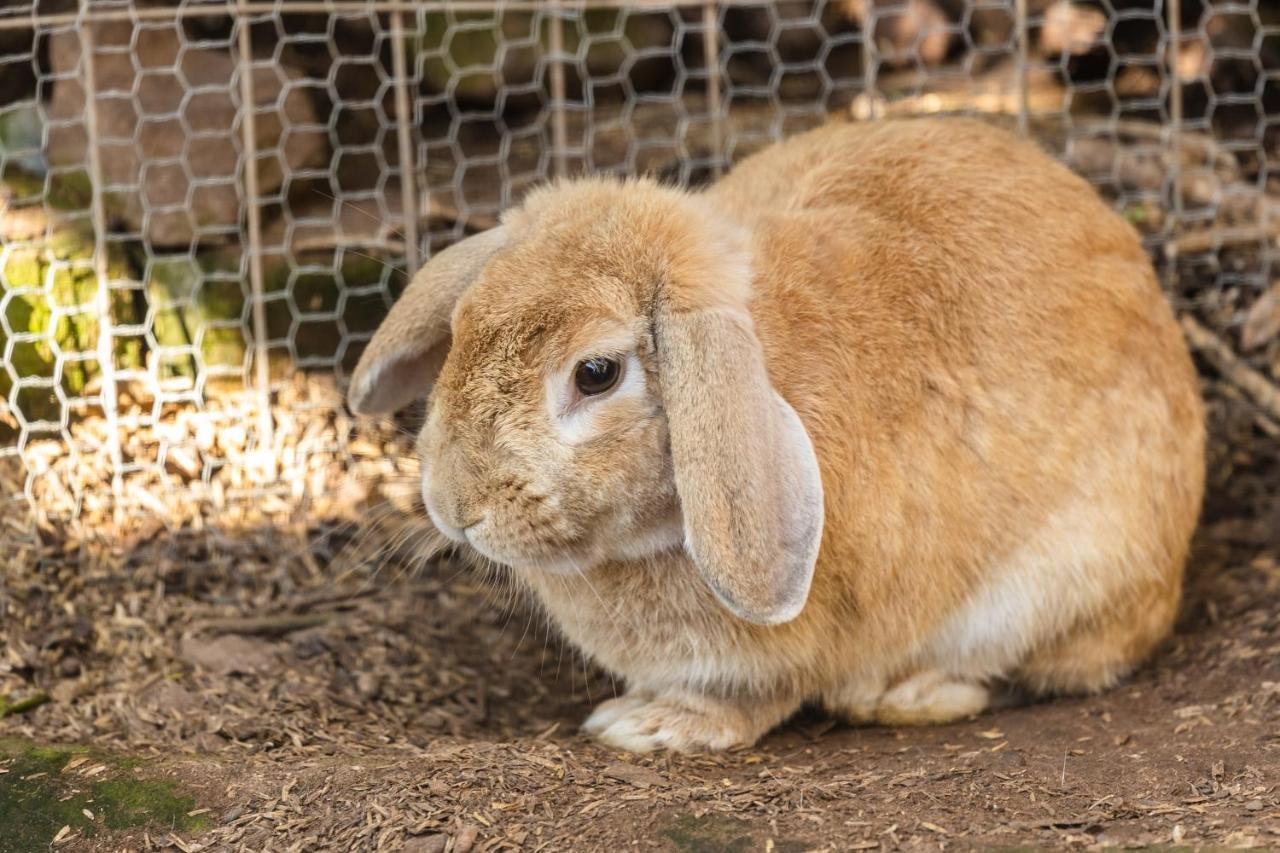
[0,1,1275,531]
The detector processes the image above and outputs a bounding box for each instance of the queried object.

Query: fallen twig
[1181,314,1280,423]
[1108,119,1240,175]
[1007,817,1093,831]
[196,613,333,637]
[1167,225,1280,259]
[0,692,50,718]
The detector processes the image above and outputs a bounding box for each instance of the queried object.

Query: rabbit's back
[700,118,1204,696]
[708,118,1199,483]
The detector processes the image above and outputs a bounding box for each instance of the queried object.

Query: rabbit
[347,116,1205,753]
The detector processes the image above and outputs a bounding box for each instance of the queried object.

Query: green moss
[0,179,404,408]
[0,739,207,853]
[145,247,400,381]
[0,166,43,203]
[659,813,809,853]
[0,693,49,718]
[0,226,140,421]
[418,11,508,103]
[0,165,94,212]
[92,779,200,831]
[44,170,94,212]
[417,10,671,103]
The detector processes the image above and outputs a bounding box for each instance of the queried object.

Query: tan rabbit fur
[349,117,1205,753]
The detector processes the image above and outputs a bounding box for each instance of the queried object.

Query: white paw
[581,694,652,735]
[581,694,753,754]
[876,670,989,726]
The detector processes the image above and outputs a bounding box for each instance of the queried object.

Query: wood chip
[1182,315,1280,422]
[602,762,666,789]
[60,756,90,773]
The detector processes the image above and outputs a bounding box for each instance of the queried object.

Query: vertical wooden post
[235,0,275,460]
[391,9,421,272]
[548,0,569,177]
[860,1,883,120]
[79,4,124,512]
[1014,0,1030,135]
[1166,0,1185,240]
[701,1,724,177]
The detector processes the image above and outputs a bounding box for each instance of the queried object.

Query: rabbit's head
[349,177,822,625]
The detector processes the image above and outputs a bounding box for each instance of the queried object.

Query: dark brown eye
[574,357,621,397]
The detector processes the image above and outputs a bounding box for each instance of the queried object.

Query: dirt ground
[0,339,1275,853]
[3,114,1280,849]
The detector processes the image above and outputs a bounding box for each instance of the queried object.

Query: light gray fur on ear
[347,227,507,415]
[761,390,824,621]
[656,307,824,625]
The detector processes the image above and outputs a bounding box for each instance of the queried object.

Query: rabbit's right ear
[347,227,507,415]
[655,303,824,626]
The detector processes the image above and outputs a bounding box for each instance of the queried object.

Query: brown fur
[350,117,1206,753]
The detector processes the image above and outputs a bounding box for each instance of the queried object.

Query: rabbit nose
[424,492,488,544]
[421,466,480,543]
[421,486,465,543]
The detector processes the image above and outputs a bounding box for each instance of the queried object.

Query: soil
[2,110,1280,850]
[0,337,1274,853]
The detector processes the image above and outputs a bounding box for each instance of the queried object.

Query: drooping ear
[655,304,824,625]
[347,227,507,415]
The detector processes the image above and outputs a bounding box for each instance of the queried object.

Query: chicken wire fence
[0,0,1276,530]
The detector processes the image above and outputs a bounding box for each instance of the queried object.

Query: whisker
[309,186,409,244]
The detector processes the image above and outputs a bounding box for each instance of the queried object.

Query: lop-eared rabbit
[349,118,1205,753]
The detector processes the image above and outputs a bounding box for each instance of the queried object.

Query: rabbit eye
[574,357,621,397]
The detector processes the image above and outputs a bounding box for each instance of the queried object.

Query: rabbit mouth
[464,530,601,576]
[423,499,467,546]
[463,512,684,577]
[423,494,593,574]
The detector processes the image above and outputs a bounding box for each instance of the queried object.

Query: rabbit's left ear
[348,227,507,415]
[654,304,824,625]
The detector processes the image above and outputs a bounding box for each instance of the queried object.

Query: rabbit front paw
[582,691,795,754]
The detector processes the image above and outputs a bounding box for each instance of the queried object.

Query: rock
[403,834,447,853]
[179,634,279,676]
[0,223,142,423]
[417,8,675,107]
[0,739,208,843]
[841,0,955,68]
[601,761,666,789]
[0,103,44,176]
[45,20,327,248]
[140,680,202,716]
[145,238,396,383]
[719,3,862,99]
[1039,1,1107,57]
